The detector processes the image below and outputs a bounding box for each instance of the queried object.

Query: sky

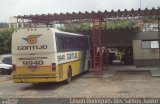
[0,0,160,22]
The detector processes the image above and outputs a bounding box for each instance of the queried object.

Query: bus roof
[14,28,87,37]
[50,28,87,37]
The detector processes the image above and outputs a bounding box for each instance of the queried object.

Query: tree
[0,29,14,54]
[0,23,9,28]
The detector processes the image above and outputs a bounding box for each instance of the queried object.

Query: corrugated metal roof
[16,7,160,24]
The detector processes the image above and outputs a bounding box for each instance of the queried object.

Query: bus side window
[76,37,79,50]
[63,36,66,50]
[81,37,85,50]
[77,37,80,50]
[79,37,82,49]
[84,37,87,49]
[73,37,77,50]
[69,37,74,50]
[86,37,89,49]
[56,35,64,52]
[63,36,68,51]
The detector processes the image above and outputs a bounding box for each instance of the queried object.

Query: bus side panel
[57,59,82,82]
[56,50,90,82]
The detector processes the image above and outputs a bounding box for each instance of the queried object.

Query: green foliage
[0,29,14,54]
[58,23,92,32]
[58,20,134,32]
[0,23,9,28]
[105,20,133,29]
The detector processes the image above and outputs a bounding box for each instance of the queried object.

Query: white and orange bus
[12,28,91,83]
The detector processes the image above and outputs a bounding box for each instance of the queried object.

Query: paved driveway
[0,70,160,98]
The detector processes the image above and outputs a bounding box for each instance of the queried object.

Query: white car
[0,56,12,75]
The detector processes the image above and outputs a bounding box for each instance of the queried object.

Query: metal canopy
[16,7,160,24]
[14,7,160,76]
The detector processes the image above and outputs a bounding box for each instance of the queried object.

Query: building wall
[133,40,159,66]
[9,17,18,29]
[102,31,159,66]
[102,31,158,48]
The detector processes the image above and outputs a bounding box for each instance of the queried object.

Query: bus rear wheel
[65,67,72,84]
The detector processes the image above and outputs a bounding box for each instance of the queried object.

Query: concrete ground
[83,65,160,78]
[0,66,160,98]
[0,75,11,82]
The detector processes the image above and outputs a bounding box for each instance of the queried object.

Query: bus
[12,28,92,83]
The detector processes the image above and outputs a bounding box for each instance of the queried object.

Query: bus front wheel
[65,67,72,84]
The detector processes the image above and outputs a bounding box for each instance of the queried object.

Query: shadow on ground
[21,71,89,91]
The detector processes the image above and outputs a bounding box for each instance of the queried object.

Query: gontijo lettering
[17,45,48,50]
[57,52,78,62]
[67,53,77,60]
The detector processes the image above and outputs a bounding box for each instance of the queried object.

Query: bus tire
[65,67,72,84]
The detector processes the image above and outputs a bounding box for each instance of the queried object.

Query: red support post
[106,30,109,70]
[92,18,103,75]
